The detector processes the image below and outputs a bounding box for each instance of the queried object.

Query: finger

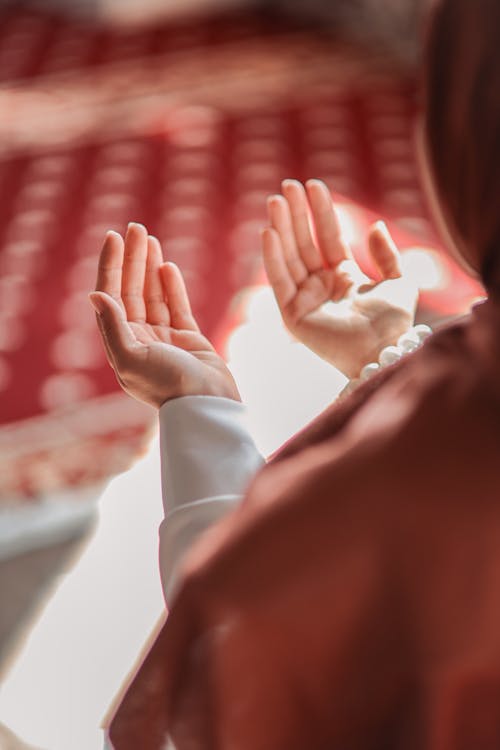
[95,231,125,309]
[89,291,137,368]
[368,221,402,280]
[121,222,148,322]
[144,235,170,326]
[267,194,308,285]
[261,227,296,310]
[305,179,352,267]
[329,264,356,301]
[159,262,199,331]
[281,179,324,273]
[336,258,370,290]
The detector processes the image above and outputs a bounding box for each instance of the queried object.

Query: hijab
[424,0,500,289]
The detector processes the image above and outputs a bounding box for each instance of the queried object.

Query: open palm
[262,180,418,378]
[90,223,240,408]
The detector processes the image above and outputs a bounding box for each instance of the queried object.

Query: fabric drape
[108,297,500,749]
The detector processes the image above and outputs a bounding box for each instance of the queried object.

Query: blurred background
[0,0,484,748]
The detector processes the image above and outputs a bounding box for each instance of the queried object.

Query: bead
[379,345,403,367]
[360,362,380,381]
[397,328,420,352]
[351,324,433,392]
[413,324,432,343]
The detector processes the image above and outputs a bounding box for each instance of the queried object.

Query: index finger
[305,180,352,267]
[95,231,125,309]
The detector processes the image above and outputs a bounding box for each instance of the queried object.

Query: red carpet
[0,6,483,504]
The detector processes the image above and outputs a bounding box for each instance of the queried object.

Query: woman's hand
[262,179,418,378]
[89,223,240,408]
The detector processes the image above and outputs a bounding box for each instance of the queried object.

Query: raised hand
[89,223,240,408]
[262,179,418,378]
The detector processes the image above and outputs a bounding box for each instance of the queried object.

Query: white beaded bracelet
[341,324,433,396]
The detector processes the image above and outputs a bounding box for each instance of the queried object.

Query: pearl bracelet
[341,324,433,396]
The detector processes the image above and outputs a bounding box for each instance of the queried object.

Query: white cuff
[159,395,264,515]
[158,396,264,602]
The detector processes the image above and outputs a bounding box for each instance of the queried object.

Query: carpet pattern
[0,6,483,504]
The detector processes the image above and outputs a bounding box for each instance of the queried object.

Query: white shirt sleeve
[158,395,264,604]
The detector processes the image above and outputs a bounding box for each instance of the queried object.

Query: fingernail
[127,221,146,232]
[307,178,327,190]
[89,293,104,314]
[281,179,304,188]
[374,220,389,233]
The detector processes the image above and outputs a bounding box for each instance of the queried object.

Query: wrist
[157,375,241,409]
[341,324,432,396]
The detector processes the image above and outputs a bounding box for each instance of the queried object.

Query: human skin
[263,179,418,377]
[89,223,241,409]
[90,182,419,405]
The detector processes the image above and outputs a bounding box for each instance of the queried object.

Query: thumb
[89,292,136,360]
[368,221,402,280]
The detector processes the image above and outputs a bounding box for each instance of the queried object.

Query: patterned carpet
[0,5,483,509]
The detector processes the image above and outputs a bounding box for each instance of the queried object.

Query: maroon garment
[107,299,500,749]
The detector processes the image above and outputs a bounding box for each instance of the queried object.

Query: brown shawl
[107,0,500,746]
